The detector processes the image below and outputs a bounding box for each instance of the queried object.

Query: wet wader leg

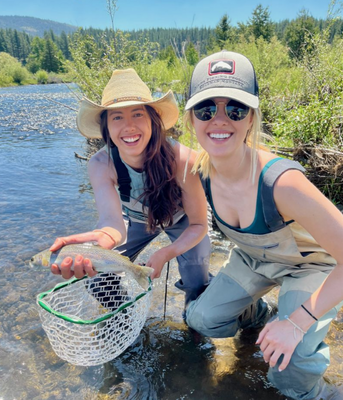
[164,215,212,308]
[186,248,277,337]
[268,271,341,400]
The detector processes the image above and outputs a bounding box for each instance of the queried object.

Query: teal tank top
[208,158,288,234]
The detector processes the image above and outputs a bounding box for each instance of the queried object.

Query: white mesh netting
[37,273,152,366]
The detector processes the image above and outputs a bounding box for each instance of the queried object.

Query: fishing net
[37,273,152,366]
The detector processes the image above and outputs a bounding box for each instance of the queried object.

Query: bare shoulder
[274,166,343,262]
[275,167,311,192]
[89,148,109,166]
[174,142,198,169]
[274,168,342,221]
[88,148,117,182]
[258,149,281,165]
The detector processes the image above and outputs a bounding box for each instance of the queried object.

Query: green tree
[247,4,275,41]
[26,37,45,73]
[215,14,232,49]
[185,42,199,66]
[59,31,71,60]
[44,29,56,43]
[159,45,177,68]
[0,52,30,86]
[0,29,10,53]
[41,39,62,72]
[284,10,318,59]
[10,29,21,60]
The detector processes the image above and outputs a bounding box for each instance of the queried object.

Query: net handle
[37,276,152,325]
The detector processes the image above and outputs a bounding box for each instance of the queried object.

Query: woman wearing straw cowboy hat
[183,50,343,399]
[49,68,211,309]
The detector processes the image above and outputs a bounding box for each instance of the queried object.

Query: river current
[0,83,342,400]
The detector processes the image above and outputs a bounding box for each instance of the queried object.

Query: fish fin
[132,265,154,291]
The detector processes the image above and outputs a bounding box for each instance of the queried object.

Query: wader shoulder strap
[261,159,305,232]
[200,173,211,203]
[110,146,131,202]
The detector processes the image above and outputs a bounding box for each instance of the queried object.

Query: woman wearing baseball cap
[184,50,343,399]
[49,68,211,310]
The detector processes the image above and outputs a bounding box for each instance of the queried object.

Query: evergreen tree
[159,45,177,67]
[11,30,21,60]
[59,31,71,60]
[44,29,56,42]
[247,4,275,41]
[26,36,45,73]
[185,42,199,66]
[41,39,62,72]
[215,14,232,49]
[284,10,318,59]
[0,29,10,53]
[20,32,32,63]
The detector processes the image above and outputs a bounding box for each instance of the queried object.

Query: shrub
[11,66,30,84]
[35,70,48,84]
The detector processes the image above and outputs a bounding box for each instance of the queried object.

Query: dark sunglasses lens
[226,100,249,121]
[193,100,217,121]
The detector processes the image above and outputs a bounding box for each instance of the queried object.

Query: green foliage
[268,25,343,146]
[284,10,319,59]
[11,65,30,84]
[247,4,275,41]
[41,39,63,73]
[185,42,199,66]
[271,95,341,146]
[0,52,31,86]
[26,37,45,73]
[159,45,178,68]
[35,69,49,84]
[215,14,233,49]
[68,29,160,102]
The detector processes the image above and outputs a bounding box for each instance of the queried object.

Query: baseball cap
[185,50,259,110]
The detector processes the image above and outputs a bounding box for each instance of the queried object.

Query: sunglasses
[193,99,250,122]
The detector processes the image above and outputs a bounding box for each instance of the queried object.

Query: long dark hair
[100,106,182,232]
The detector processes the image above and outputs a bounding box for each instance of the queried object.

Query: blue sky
[0,0,338,30]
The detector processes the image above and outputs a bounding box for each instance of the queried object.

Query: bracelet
[93,229,116,245]
[301,304,318,321]
[285,315,307,342]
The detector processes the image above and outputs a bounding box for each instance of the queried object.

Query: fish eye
[30,257,34,261]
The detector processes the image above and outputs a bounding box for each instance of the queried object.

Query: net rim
[36,275,152,325]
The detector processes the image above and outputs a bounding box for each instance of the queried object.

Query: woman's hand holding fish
[49,228,120,278]
[57,254,97,279]
[50,229,119,252]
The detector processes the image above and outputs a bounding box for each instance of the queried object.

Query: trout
[30,243,153,290]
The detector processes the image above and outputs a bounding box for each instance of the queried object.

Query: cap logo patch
[209,60,235,76]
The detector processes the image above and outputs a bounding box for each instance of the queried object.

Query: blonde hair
[183,107,267,183]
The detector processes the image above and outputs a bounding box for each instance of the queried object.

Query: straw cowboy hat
[76,68,179,139]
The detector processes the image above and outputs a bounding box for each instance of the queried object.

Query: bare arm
[257,169,343,370]
[148,143,208,278]
[50,148,127,279]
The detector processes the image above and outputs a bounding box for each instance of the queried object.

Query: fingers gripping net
[37,273,152,366]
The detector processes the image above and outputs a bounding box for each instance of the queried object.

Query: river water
[0,84,342,400]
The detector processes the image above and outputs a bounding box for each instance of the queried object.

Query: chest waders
[186,159,341,400]
[109,146,212,308]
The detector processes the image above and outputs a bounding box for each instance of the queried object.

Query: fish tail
[132,265,153,290]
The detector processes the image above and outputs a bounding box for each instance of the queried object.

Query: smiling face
[107,105,152,167]
[192,97,253,160]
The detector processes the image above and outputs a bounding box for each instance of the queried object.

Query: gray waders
[186,159,341,399]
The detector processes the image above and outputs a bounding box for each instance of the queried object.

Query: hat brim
[185,88,259,110]
[77,90,179,139]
